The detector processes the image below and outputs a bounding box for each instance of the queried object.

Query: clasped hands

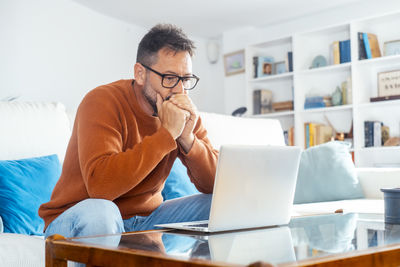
[156,93,198,152]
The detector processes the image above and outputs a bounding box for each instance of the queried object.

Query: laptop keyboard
[187,223,209,228]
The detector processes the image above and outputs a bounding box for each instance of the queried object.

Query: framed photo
[262,62,273,75]
[384,40,400,56]
[224,50,245,76]
[378,70,400,97]
[273,61,287,75]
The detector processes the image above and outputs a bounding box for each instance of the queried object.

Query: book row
[358,32,381,60]
[364,121,389,147]
[304,123,334,149]
[331,39,351,64]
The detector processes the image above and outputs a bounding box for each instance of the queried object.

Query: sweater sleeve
[178,116,219,193]
[76,90,177,200]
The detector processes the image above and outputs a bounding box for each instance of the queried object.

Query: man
[39,24,218,238]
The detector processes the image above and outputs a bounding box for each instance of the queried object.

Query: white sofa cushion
[199,112,285,149]
[0,233,44,267]
[292,199,384,217]
[0,101,71,162]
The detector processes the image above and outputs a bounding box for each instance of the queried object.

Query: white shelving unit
[244,11,400,167]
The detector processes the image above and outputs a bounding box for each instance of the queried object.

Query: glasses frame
[140,63,199,90]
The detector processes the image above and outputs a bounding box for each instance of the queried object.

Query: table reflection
[71,213,400,266]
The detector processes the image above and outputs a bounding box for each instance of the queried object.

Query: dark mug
[381,188,400,224]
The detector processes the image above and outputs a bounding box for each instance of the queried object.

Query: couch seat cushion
[0,233,44,267]
[292,199,383,217]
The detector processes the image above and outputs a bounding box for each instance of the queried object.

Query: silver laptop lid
[208,145,302,232]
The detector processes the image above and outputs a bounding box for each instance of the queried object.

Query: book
[253,90,261,114]
[253,89,273,114]
[368,33,381,58]
[373,121,383,147]
[272,101,293,111]
[331,41,340,65]
[363,33,372,59]
[305,123,310,148]
[253,56,258,78]
[309,123,315,147]
[286,52,293,72]
[315,124,333,145]
[370,94,400,102]
[364,121,374,147]
[339,40,351,63]
[358,32,367,60]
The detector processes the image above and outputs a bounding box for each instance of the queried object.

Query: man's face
[142,48,192,114]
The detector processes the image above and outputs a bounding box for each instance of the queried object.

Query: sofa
[1,101,400,267]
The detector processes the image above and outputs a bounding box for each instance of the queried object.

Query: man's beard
[143,82,158,116]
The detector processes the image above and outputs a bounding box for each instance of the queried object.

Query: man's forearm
[177,133,195,154]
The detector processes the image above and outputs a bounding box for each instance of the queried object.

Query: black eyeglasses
[141,63,200,90]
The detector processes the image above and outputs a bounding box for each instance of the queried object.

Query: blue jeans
[44,193,212,238]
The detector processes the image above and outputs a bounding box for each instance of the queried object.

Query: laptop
[156,144,302,232]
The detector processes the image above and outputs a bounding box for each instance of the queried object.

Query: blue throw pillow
[0,216,3,233]
[294,141,364,204]
[0,154,61,235]
[162,158,200,201]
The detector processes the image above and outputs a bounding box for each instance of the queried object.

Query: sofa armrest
[199,112,285,149]
[357,168,400,199]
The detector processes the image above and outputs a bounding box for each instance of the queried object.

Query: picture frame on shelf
[273,61,287,74]
[223,50,245,76]
[377,70,400,97]
[383,40,400,56]
[262,62,273,75]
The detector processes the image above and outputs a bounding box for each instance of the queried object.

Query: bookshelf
[244,11,400,167]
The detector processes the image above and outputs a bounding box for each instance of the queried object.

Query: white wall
[0,0,147,113]
[221,0,400,115]
[190,37,225,114]
[0,0,225,114]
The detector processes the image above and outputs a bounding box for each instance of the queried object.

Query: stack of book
[331,40,351,64]
[358,32,381,60]
[253,89,273,114]
[272,101,293,112]
[304,123,334,148]
[304,96,332,109]
[364,121,389,147]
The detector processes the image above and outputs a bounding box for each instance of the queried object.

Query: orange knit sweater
[39,79,218,230]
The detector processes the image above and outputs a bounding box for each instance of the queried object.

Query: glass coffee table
[46,213,400,266]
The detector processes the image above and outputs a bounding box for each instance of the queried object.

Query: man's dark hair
[136,24,195,66]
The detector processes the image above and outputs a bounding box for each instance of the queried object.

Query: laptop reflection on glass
[155,144,302,233]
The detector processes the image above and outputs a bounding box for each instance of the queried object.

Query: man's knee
[72,199,124,236]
